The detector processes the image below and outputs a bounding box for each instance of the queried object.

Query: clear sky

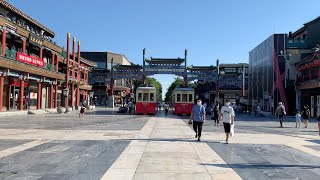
[8,0,320,98]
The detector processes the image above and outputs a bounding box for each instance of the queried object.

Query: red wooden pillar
[56,55,59,72]
[22,38,26,54]
[37,81,41,109]
[51,52,55,71]
[76,41,81,107]
[72,37,76,80]
[71,83,75,108]
[54,83,58,108]
[66,33,70,107]
[19,78,24,110]
[2,27,6,56]
[0,74,4,112]
[49,84,53,108]
[39,47,43,60]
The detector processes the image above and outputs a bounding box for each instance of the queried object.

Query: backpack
[278,106,284,115]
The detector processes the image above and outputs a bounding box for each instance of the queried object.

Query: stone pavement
[0,109,319,180]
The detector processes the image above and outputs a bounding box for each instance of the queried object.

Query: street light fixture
[62,88,69,108]
[89,91,94,106]
[121,91,126,107]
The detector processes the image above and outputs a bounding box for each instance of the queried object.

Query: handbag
[230,124,235,137]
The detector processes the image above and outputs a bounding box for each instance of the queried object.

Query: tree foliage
[165,77,184,102]
[133,77,162,101]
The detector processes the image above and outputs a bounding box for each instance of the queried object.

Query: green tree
[145,77,162,101]
[165,77,184,102]
[133,77,163,101]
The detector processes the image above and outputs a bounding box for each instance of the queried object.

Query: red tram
[135,86,157,115]
[173,87,194,115]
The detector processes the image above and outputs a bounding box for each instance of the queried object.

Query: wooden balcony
[0,16,30,38]
[43,40,62,53]
[0,56,65,80]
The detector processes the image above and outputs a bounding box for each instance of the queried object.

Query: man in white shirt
[221,99,235,144]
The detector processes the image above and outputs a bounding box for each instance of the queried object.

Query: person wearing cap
[190,98,206,141]
[220,99,235,144]
[275,102,286,128]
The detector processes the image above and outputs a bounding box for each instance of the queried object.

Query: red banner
[10,79,29,87]
[16,52,44,68]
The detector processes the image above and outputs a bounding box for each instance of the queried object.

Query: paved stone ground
[0,108,150,180]
[0,108,319,180]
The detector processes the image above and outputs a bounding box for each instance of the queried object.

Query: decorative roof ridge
[0,1,55,37]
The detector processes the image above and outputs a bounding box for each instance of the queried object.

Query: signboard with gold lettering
[29,34,43,46]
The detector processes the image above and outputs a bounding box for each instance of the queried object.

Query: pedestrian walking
[275,102,286,128]
[256,104,261,117]
[128,100,133,114]
[295,111,301,128]
[190,99,206,141]
[212,104,220,126]
[164,102,169,115]
[79,103,86,117]
[301,105,310,128]
[318,115,320,136]
[221,100,235,144]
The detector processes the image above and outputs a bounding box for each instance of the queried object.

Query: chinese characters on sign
[16,52,44,68]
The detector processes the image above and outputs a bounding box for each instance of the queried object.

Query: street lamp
[62,88,69,108]
[89,91,94,106]
[121,91,126,107]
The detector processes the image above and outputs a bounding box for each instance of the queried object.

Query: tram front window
[177,94,181,102]
[143,93,149,101]
[150,93,154,101]
[189,94,193,102]
[138,93,142,101]
[182,94,187,102]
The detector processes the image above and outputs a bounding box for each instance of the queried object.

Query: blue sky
[8,0,320,98]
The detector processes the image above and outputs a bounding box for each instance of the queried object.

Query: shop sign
[298,59,320,71]
[10,79,29,87]
[16,52,44,68]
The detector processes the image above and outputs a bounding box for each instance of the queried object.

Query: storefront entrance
[9,87,19,109]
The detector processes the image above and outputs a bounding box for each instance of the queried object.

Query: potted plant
[66,106,73,113]
[57,106,66,114]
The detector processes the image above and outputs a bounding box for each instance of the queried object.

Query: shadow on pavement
[200,163,320,169]
[122,138,221,144]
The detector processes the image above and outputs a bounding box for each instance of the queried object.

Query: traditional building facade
[80,51,132,105]
[191,63,248,106]
[287,16,320,117]
[0,1,95,112]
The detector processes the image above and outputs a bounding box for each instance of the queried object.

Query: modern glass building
[249,34,295,114]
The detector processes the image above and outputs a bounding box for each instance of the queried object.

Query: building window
[138,93,142,101]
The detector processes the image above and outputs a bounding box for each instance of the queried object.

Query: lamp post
[62,88,69,108]
[121,91,126,107]
[89,91,94,106]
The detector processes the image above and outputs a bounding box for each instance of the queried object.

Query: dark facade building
[81,51,132,105]
[249,34,296,115]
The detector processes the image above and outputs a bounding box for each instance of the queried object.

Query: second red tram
[173,87,194,115]
[135,86,157,115]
